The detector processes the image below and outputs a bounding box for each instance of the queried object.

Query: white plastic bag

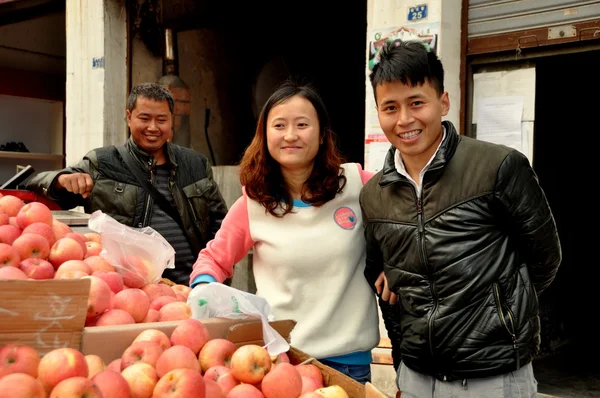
[87,210,175,286]
[188,283,289,356]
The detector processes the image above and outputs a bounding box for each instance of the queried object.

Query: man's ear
[126,110,132,125]
[440,92,450,116]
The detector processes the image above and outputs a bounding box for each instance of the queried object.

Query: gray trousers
[397,362,538,398]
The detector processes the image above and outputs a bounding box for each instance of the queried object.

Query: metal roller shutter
[468,0,600,38]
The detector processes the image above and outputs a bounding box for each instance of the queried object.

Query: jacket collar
[125,138,178,171]
[379,121,460,187]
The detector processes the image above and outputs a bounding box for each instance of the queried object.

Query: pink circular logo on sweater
[334,207,357,230]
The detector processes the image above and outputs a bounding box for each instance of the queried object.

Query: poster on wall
[364,22,440,172]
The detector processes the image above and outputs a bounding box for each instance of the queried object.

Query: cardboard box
[0,279,90,356]
[0,279,386,397]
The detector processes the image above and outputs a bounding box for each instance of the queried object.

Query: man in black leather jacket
[27,83,228,286]
[360,41,561,396]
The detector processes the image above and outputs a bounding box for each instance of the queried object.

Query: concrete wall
[65,0,127,166]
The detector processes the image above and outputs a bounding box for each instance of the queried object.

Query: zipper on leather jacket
[493,283,520,369]
[417,197,437,357]
[142,168,154,226]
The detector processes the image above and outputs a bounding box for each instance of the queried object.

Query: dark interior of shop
[532,48,600,397]
[194,0,369,165]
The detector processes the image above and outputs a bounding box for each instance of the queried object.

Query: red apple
[203,366,239,396]
[84,275,112,319]
[54,259,92,278]
[16,202,53,229]
[229,344,272,385]
[204,378,225,398]
[84,232,102,243]
[296,364,324,385]
[132,329,172,351]
[142,308,160,323]
[85,241,103,257]
[48,237,85,267]
[95,309,136,326]
[0,224,21,245]
[85,354,106,378]
[51,219,72,240]
[152,368,206,398]
[92,369,132,397]
[0,243,20,268]
[158,301,191,321]
[170,319,210,355]
[92,270,124,293]
[0,266,28,279]
[155,345,200,378]
[0,210,9,226]
[301,376,324,394]
[49,376,103,398]
[0,343,40,378]
[199,338,238,372]
[150,295,177,311]
[19,257,55,279]
[121,362,158,398]
[85,255,115,273]
[65,232,88,257]
[227,384,265,398]
[38,347,89,391]
[11,233,50,260]
[262,362,303,398]
[113,288,150,323]
[0,195,25,217]
[0,373,45,398]
[120,341,164,370]
[22,221,56,248]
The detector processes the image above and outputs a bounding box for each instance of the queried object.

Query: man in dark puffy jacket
[27,83,228,286]
[360,40,561,396]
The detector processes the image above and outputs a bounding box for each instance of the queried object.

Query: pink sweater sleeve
[356,163,375,185]
[189,195,255,284]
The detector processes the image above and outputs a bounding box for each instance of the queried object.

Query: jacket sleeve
[25,151,99,210]
[494,150,562,295]
[379,299,403,370]
[202,159,229,241]
[190,195,255,284]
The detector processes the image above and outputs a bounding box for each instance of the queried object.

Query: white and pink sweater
[190,163,380,360]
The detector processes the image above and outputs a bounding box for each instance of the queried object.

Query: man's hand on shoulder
[56,173,94,198]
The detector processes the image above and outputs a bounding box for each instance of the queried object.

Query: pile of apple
[0,318,350,398]
[0,194,194,326]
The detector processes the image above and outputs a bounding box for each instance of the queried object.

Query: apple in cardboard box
[92,370,132,398]
[227,383,265,398]
[0,373,46,398]
[48,237,85,267]
[38,347,89,392]
[170,319,211,355]
[314,385,350,398]
[22,221,56,248]
[49,376,103,398]
[0,242,20,268]
[155,345,200,378]
[0,195,25,217]
[199,338,238,372]
[229,344,272,385]
[19,257,55,280]
[0,224,21,245]
[133,329,172,351]
[261,362,303,398]
[153,368,206,398]
[121,340,164,370]
[113,288,150,323]
[12,233,50,260]
[85,354,106,378]
[0,343,40,378]
[121,362,159,398]
[0,265,28,279]
[15,202,53,229]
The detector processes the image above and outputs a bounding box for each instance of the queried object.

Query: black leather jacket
[27,138,228,261]
[361,121,561,381]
